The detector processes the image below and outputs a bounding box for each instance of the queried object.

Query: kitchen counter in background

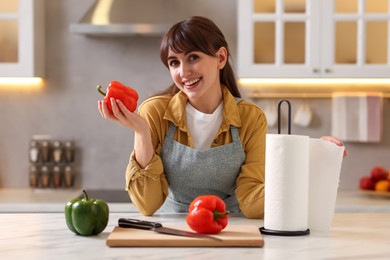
[0,189,389,213]
[0,189,137,213]
[335,190,390,213]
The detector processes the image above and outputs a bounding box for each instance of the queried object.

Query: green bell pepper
[65,190,109,236]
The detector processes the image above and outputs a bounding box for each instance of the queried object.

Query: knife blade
[118,218,222,241]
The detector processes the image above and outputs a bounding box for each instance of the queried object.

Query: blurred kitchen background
[0,0,389,191]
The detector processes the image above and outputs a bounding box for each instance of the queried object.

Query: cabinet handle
[313,68,320,73]
[325,69,332,73]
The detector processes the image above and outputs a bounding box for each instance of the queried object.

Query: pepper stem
[83,190,89,201]
[97,85,106,96]
[213,210,229,220]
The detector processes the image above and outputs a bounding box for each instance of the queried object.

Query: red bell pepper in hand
[97,81,138,114]
[186,195,229,234]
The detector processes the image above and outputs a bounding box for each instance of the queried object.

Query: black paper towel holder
[277,99,291,135]
[260,99,310,236]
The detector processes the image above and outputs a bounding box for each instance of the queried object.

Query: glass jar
[52,141,63,163]
[29,140,40,163]
[40,165,51,188]
[64,166,74,188]
[64,141,75,163]
[29,165,40,188]
[52,165,63,188]
[40,140,50,163]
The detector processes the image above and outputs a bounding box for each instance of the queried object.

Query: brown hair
[157,16,241,97]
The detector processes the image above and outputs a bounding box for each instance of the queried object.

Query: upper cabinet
[238,0,390,78]
[0,0,44,77]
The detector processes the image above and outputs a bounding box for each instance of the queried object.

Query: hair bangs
[169,29,196,54]
[160,21,215,67]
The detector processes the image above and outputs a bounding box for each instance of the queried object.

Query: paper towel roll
[264,134,310,232]
[308,139,345,232]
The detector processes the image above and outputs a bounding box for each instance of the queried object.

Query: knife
[118,218,222,241]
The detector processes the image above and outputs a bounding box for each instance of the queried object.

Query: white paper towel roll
[264,134,310,232]
[264,134,345,234]
[308,139,345,231]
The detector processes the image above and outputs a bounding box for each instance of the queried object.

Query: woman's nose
[179,63,192,77]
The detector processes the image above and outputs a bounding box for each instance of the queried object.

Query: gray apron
[159,105,246,213]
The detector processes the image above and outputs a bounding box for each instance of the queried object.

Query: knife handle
[118,218,163,230]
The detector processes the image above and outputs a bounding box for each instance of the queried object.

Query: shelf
[247,92,390,99]
[239,78,390,99]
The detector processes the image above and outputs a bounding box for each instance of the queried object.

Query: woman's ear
[217,47,228,69]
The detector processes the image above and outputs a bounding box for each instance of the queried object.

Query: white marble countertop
[0,189,389,213]
[0,212,389,259]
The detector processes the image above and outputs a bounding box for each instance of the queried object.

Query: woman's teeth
[184,78,200,86]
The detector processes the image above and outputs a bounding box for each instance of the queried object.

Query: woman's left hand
[320,136,348,157]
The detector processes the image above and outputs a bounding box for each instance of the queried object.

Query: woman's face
[167,47,227,103]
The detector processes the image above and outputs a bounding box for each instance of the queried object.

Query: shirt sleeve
[125,151,168,216]
[124,98,169,216]
[235,110,267,219]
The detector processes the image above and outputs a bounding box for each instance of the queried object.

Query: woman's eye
[189,54,199,62]
[168,60,179,67]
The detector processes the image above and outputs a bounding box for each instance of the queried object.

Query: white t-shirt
[185,102,224,151]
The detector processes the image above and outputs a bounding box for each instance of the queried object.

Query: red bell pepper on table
[97,81,138,114]
[186,195,229,234]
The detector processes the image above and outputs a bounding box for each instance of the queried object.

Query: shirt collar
[221,85,242,129]
[163,91,188,131]
[163,85,242,132]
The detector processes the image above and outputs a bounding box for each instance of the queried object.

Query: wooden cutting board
[106,225,264,247]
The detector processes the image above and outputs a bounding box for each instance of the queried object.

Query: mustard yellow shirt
[125,86,267,219]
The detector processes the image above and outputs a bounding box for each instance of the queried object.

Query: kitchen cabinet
[238,0,390,78]
[0,0,44,77]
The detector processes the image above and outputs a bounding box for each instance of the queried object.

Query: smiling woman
[97,16,347,220]
[98,16,267,219]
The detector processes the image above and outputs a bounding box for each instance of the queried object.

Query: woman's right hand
[98,98,149,134]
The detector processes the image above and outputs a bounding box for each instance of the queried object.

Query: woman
[98,16,347,219]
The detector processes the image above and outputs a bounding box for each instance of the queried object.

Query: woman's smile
[183,77,202,90]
